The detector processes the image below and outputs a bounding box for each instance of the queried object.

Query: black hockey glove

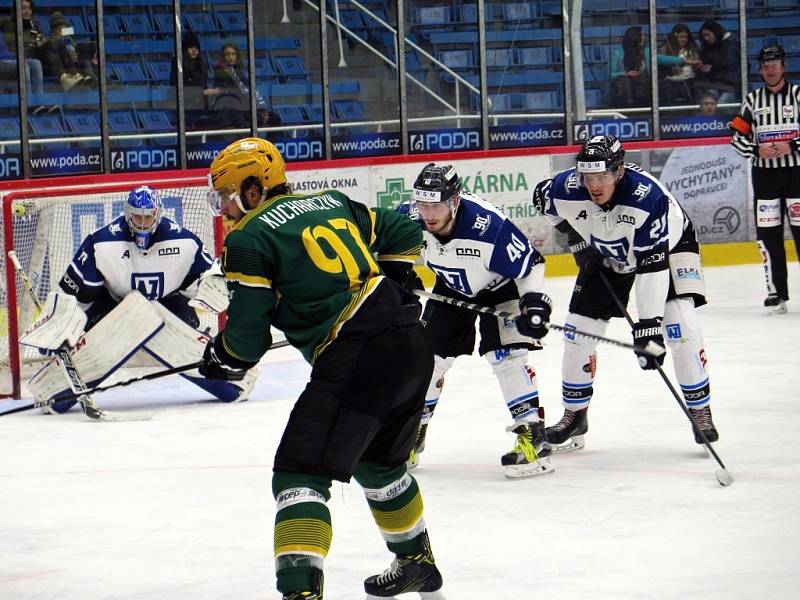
[569,237,605,273]
[632,318,666,370]
[200,335,253,381]
[516,292,553,339]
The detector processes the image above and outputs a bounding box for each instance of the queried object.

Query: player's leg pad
[30,291,163,413]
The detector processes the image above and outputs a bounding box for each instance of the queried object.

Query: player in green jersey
[200,138,443,600]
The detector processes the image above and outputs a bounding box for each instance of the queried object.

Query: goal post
[0,173,221,399]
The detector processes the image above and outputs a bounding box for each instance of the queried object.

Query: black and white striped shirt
[730,81,800,169]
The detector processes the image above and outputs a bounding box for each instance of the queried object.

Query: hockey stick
[596,270,734,487]
[7,250,118,421]
[414,289,663,356]
[0,339,292,417]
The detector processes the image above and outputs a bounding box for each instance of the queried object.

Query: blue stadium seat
[102,15,123,35]
[215,10,247,32]
[585,88,604,109]
[305,103,324,123]
[485,48,515,69]
[273,55,310,83]
[28,114,67,137]
[273,104,310,125]
[65,112,100,135]
[338,9,368,39]
[121,14,153,34]
[0,117,19,140]
[523,91,556,111]
[153,12,174,33]
[137,110,175,145]
[412,5,451,38]
[332,99,365,121]
[108,111,138,133]
[779,34,800,54]
[185,13,217,33]
[254,57,280,80]
[109,62,149,84]
[518,46,554,66]
[146,61,172,83]
[502,2,538,25]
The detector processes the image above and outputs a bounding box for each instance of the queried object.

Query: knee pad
[561,313,606,409]
[483,348,540,421]
[663,298,711,407]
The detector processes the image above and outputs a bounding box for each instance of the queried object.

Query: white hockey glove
[189,259,229,313]
[19,291,87,352]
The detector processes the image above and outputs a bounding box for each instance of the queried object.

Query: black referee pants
[752,166,800,301]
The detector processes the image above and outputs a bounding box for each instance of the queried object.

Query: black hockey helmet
[758,44,786,65]
[412,162,461,204]
[576,135,625,175]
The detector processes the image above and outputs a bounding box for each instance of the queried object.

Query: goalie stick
[0,339,291,417]
[413,289,664,357]
[6,251,150,422]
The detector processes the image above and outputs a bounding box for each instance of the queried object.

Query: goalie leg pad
[561,312,607,410]
[29,291,164,411]
[19,292,88,351]
[143,301,258,402]
[483,348,540,422]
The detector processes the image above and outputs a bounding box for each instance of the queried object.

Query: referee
[731,44,800,314]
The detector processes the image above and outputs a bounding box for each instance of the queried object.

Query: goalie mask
[125,186,163,251]
[208,137,287,217]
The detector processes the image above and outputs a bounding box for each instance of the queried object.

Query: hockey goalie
[18,185,258,413]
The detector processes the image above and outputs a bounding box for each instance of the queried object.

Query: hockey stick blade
[715,469,734,487]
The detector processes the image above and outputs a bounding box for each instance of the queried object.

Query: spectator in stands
[75,41,98,83]
[0,0,45,95]
[609,26,651,108]
[658,23,703,105]
[698,90,719,115]
[212,42,280,130]
[41,12,92,91]
[171,32,219,130]
[697,21,739,105]
[0,24,44,96]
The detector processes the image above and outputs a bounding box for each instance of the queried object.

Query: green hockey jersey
[220,189,422,364]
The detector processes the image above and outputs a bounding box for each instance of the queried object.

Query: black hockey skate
[764,295,788,315]
[282,569,323,600]
[364,531,442,597]
[407,423,429,470]
[688,405,719,444]
[501,421,554,478]
[545,407,588,453]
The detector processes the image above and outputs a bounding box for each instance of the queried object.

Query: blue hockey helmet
[125,186,163,251]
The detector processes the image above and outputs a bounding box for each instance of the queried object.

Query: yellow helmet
[208,137,286,215]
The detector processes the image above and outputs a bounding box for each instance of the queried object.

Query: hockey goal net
[0,173,221,399]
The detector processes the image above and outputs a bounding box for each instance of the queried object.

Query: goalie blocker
[21,291,258,413]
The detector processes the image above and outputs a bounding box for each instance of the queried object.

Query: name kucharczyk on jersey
[258,194,343,230]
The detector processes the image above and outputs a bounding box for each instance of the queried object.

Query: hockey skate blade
[366,592,446,600]
[504,457,555,479]
[94,410,154,422]
[715,469,734,487]
[550,434,585,454]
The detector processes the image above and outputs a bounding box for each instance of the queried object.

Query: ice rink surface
[1,263,798,600]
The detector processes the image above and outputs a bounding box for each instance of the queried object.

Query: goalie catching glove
[188,258,229,314]
[200,335,258,381]
[19,292,87,352]
[516,292,552,339]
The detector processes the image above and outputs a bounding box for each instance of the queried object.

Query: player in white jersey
[533,135,719,450]
[20,185,257,413]
[400,163,554,478]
